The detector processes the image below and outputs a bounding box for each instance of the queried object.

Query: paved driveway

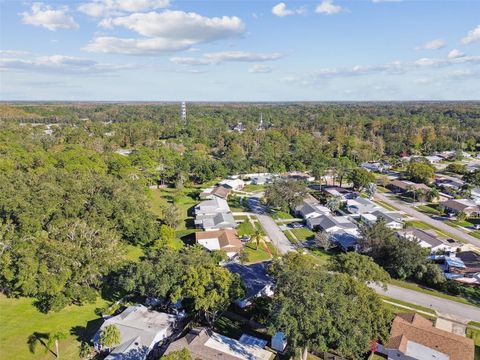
[370,283,480,323]
[374,192,480,248]
[256,214,296,255]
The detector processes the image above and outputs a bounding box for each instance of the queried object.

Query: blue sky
[0,0,479,101]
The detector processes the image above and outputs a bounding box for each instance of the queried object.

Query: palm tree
[426,188,439,202]
[252,229,263,251]
[28,331,66,358]
[100,324,121,350]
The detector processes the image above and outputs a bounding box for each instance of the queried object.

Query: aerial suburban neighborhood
[1,0,480,358]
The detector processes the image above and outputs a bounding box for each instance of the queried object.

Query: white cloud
[271,3,305,17]
[372,0,402,3]
[282,54,480,86]
[461,25,480,45]
[20,2,79,31]
[418,38,446,50]
[448,49,465,59]
[78,0,170,17]
[171,51,283,65]
[85,10,245,55]
[249,64,274,73]
[315,0,343,15]
[0,54,135,74]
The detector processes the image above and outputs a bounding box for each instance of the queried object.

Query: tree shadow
[27,332,55,356]
[70,318,105,343]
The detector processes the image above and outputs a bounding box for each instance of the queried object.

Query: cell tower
[181,101,187,123]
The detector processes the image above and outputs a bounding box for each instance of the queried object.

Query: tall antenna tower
[181,101,187,123]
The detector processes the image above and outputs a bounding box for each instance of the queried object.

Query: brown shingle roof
[386,313,474,360]
[195,229,243,253]
[211,186,231,199]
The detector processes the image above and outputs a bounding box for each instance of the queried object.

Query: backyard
[0,295,107,360]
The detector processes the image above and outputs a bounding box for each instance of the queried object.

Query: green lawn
[290,227,315,241]
[307,248,335,266]
[416,204,442,216]
[390,279,479,307]
[466,327,480,360]
[237,221,256,237]
[380,296,437,317]
[284,230,298,245]
[148,187,198,231]
[242,241,277,263]
[271,210,295,220]
[0,294,107,360]
[242,184,266,193]
[373,199,397,211]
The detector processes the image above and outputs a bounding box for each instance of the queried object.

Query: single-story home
[434,177,464,190]
[441,198,480,217]
[219,178,245,190]
[195,229,243,258]
[346,197,382,214]
[322,186,358,201]
[396,228,461,253]
[283,171,315,182]
[164,328,275,360]
[306,214,358,234]
[247,173,274,185]
[210,186,231,199]
[92,305,180,360]
[388,179,430,193]
[294,194,331,220]
[225,262,274,308]
[443,251,480,285]
[361,210,404,229]
[330,230,359,251]
[195,197,231,216]
[361,161,391,173]
[377,313,474,360]
[194,212,236,231]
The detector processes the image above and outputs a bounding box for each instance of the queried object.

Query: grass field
[284,230,298,245]
[416,204,442,216]
[373,199,397,211]
[0,295,107,360]
[271,210,295,220]
[290,227,315,241]
[237,220,256,236]
[404,220,466,243]
[242,241,277,263]
[380,296,437,317]
[242,184,266,193]
[466,326,480,360]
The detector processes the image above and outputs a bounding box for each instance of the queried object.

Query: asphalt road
[374,192,480,248]
[256,214,296,255]
[370,283,480,323]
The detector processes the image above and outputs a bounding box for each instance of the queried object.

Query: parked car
[240,235,251,242]
[289,222,303,229]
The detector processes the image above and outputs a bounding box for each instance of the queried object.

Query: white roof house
[307,215,358,235]
[219,178,245,190]
[360,210,404,229]
[295,197,331,220]
[195,197,230,216]
[397,228,461,253]
[346,198,383,214]
[195,212,236,231]
[92,305,179,360]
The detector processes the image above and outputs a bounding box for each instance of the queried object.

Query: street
[370,283,480,323]
[374,192,480,248]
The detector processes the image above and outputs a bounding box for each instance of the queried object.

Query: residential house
[195,229,243,258]
[219,178,245,191]
[225,262,274,308]
[307,214,358,235]
[195,197,231,216]
[388,179,430,193]
[249,173,273,185]
[434,177,464,191]
[361,161,391,173]
[424,155,444,164]
[396,228,461,253]
[199,187,216,200]
[378,313,474,360]
[322,186,357,201]
[360,210,404,229]
[294,194,331,220]
[195,212,236,231]
[441,198,480,217]
[436,150,472,160]
[330,230,359,251]
[443,251,480,285]
[284,171,315,182]
[210,186,231,200]
[92,305,180,360]
[164,328,275,360]
[346,197,382,214]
